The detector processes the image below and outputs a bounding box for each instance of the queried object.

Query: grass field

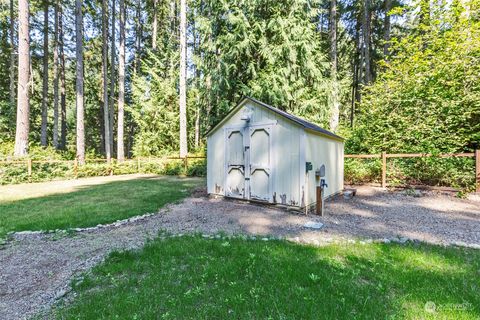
[53,235,480,319]
[0,175,202,239]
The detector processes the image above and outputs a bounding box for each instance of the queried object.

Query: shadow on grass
[53,236,480,319]
[0,176,204,238]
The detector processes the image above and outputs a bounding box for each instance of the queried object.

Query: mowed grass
[0,175,203,239]
[54,235,480,319]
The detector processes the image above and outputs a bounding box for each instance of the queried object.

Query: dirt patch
[1,186,479,319]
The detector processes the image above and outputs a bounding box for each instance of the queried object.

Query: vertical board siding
[207,99,344,208]
[305,132,344,204]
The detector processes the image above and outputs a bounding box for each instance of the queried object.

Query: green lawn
[0,175,202,239]
[54,235,480,319]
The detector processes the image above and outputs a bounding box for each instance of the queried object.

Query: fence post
[27,158,32,177]
[381,152,387,188]
[74,158,78,179]
[476,149,480,193]
[110,159,114,176]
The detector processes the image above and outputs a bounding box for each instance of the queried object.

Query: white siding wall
[305,131,344,205]
[207,100,304,205]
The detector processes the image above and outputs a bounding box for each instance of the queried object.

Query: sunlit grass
[0,175,203,239]
[53,235,480,319]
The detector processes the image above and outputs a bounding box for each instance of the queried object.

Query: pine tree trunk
[351,12,362,126]
[362,0,372,83]
[117,0,125,162]
[109,0,115,156]
[59,4,66,149]
[329,0,340,132]
[179,0,188,158]
[14,0,30,157]
[75,0,85,164]
[134,0,142,74]
[53,0,59,149]
[40,0,49,147]
[152,0,158,49]
[102,0,111,162]
[9,0,16,111]
[383,0,392,58]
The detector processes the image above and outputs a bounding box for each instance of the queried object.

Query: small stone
[399,237,409,244]
[303,221,324,230]
[383,238,391,244]
[261,237,269,241]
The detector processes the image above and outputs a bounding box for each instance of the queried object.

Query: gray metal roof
[207,96,344,141]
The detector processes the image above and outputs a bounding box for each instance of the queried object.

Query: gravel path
[1,186,479,319]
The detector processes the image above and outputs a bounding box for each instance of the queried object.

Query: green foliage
[351,1,480,155]
[54,236,480,319]
[195,0,334,128]
[344,158,382,184]
[344,1,480,189]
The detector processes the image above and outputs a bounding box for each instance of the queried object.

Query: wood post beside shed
[476,149,480,192]
[27,158,32,176]
[381,151,387,188]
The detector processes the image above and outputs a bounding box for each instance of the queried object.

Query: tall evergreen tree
[329,0,340,132]
[75,0,85,164]
[59,3,66,149]
[40,0,49,146]
[179,0,187,158]
[9,0,15,111]
[117,0,126,161]
[102,0,111,161]
[53,0,60,148]
[14,0,30,156]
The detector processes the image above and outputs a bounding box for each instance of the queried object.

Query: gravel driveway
[1,186,479,319]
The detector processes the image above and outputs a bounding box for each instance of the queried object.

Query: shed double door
[225,125,272,201]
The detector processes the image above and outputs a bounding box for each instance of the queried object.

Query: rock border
[4,210,480,250]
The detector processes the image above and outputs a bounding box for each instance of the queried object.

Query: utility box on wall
[206,97,344,210]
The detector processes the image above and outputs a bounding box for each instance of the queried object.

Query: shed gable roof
[206,96,344,141]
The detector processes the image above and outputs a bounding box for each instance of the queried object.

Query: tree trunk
[40,0,49,147]
[53,0,59,148]
[329,0,340,132]
[362,0,372,84]
[152,0,158,49]
[14,0,30,157]
[9,0,16,111]
[102,0,111,162]
[179,0,187,158]
[383,0,392,58]
[117,0,125,162]
[351,12,362,126]
[109,0,115,156]
[59,3,66,149]
[75,0,85,164]
[134,0,142,74]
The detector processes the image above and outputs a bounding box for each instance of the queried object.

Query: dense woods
[0,0,478,184]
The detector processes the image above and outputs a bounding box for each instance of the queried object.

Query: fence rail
[345,150,480,192]
[1,151,479,192]
[0,156,207,180]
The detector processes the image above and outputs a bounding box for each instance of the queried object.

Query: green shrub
[344,158,381,185]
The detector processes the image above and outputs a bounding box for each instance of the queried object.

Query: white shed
[207,97,344,211]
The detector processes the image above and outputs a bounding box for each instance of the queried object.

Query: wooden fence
[1,151,479,192]
[345,150,480,192]
[0,156,207,179]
